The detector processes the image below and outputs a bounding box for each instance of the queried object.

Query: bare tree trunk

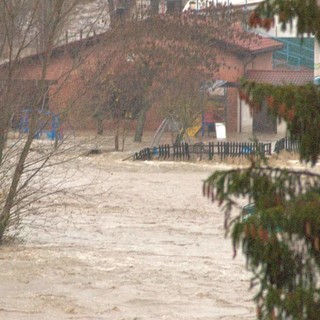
[0,86,15,165]
[121,120,130,151]
[0,109,37,240]
[115,120,120,151]
[0,126,7,165]
[107,0,116,27]
[134,104,149,142]
[96,118,104,135]
[0,0,89,241]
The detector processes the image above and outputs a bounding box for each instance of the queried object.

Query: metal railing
[273,37,314,70]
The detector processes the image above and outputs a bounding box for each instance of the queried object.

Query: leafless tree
[0,0,106,242]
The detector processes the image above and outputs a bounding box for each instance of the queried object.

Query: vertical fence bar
[267,143,272,155]
[208,142,212,160]
[186,143,190,160]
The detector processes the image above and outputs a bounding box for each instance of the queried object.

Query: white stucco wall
[277,120,287,135]
[253,16,303,38]
[239,97,287,134]
[239,98,252,133]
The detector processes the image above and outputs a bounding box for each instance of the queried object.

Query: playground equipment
[188,111,226,138]
[152,111,224,146]
[152,79,229,141]
[151,117,191,146]
[186,116,202,137]
[201,111,215,137]
[18,109,63,140]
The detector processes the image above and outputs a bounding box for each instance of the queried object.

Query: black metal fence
[273,137,300,154]
[134,141,272,161]
[133,137,302,161]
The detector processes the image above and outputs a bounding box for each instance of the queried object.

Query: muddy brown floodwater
[2,132,300,320]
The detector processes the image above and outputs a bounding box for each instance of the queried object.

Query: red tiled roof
[5,22,283,69]
[242,35,284,54]
[214,23,284,55]
[245,69,314,85]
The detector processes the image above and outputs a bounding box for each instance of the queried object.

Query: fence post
[266,143,271,155]
[185,143,190,160]
[274,138,284,153]
[208,142,212,160]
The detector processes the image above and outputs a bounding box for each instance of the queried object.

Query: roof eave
[249,45,284,55]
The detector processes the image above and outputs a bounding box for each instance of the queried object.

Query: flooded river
[0,134,264,319]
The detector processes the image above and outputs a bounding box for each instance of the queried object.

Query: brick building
[4,25,296,135]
